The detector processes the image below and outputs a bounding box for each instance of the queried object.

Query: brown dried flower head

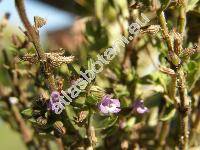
[21,50,74,68]
[140,25,161,35]
[34,16,47,29]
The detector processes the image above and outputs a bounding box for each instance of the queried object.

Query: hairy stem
[86,108,94,149]
[178,0,187,34]
[177,68,190,150]
[12,105,37,149]
[177,1,189,149]
[157,11,173,52]
[157,5,190,149]
[157,11,178,106]
[15,0,43,58]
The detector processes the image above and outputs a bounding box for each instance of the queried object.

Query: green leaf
[28,118,37,123]
[160,108,176,121]
[85,20,109,50]
[65,105,86,138]
[113,84,129,97]
[95,0,104,20]
[91,113,118,130]
[187,0,199,12]
[103,4,117,22]
[126,117,136,129]
[86,95,99,106]
[186,60,200,91]
[159,0,171,11]
[21,108,33,117]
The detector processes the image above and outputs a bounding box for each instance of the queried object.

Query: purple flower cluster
[48,91,149,116]
[98,95,149,115]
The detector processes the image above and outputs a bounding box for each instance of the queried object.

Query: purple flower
[51,91,60,103]
[132,100,149,114]
[98,95,121,114]
[47,91,60,110]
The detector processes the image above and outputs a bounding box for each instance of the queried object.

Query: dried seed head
[176,0,184,5]
[21,53,38,64]
[159,66,176,77]
[140,25,161,35]
[21,51,74,68]
[45,52,74,68]
[53,121,66,137]
[167,51,181,66]
[36,116,47,126]
[174,30,183,55]
[129,2,143,9]
[34,16,46,29]
[76,111,88,123]
[181,44,199,58]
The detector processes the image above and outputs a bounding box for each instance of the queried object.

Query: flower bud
[132,100,149,114]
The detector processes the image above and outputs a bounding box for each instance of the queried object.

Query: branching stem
[15,0,56,91]
[157,3,190,149]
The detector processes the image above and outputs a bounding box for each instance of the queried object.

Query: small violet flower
[132,100,149,114]
[50,91,60,102]
[98,95,121,114]
[47,91,60,110]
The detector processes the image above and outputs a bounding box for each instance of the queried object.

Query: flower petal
[112,107,121,113]
[99,104,109,114]
[136,107,148,114]
[111,99,120,108]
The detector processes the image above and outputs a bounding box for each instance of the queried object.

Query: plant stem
[15,0,56,91]
[15,0,43,58]
[156,103,170,147]
[86,108,94,150]
[157,11,179,106]
[12,105,38,149]
[157,11,173,52]
[190,98,200,145]
[177,1,189,149]
[159,121,170,146]
[177,67,190,150]
[157,6,190,149]
[178,0,187,34]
